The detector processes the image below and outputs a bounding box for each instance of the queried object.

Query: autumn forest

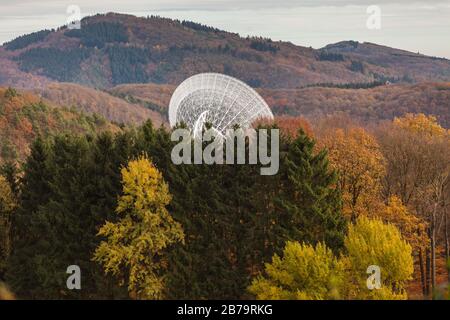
[0,12,449,302]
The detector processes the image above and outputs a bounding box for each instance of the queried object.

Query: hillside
[108,82,450,128]
[0,87,119,163]
[323,41,450,83]
[35,82,164,126]
[0,13,449,130]
[1,13,450,91]
[261,82,450,127]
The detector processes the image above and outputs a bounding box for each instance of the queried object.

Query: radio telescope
[168,73,273,137]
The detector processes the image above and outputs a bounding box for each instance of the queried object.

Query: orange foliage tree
[319,127,385,221]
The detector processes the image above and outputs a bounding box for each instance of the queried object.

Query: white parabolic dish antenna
[168,73,274,136]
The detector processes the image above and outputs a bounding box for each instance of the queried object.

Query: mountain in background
[2,13,450,90]
[0,12,449,128]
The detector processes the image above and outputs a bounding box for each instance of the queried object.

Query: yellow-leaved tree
[248,217,414,300]
[248,242,345,300]
[93,156,184,299]
[393,113,448,137]
[344,217,414,300]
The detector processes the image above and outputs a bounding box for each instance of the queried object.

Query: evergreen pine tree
[6,137,53,298]
[276,130,346,251]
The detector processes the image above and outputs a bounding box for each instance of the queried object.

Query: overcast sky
[1,0,449,58]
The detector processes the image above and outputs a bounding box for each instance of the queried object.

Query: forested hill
[35,82,164,126]
[109,82,450,128]
[0,87,119,163]
[1,13,450,90]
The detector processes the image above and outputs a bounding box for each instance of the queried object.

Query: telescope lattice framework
[169,73,274,136]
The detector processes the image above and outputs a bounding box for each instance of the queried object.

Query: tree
[93,155,184,299]
[0,176,16,279]
[319,127,385,221]
[0,162,20,198]
[249,217,414,300]
[4,122,353,300]
[393,113,448,137]
[378,196,428,254]
[276,130,347,251]
[4,87,18,99]
[377,114,450,295]
[164,125,287,299]
[5,137,53,298]
[344,217,414,299]
[6,134,130,299]
[248,241,345,300]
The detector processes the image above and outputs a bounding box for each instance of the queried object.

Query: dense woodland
[261,83,450,127]
[0,13,449,301]
[65,21,129,48]
[103,81,450,128]
[0,87,116,162]
[4,30,52,51]
[0,86,448,299]
[17,48,94,83]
